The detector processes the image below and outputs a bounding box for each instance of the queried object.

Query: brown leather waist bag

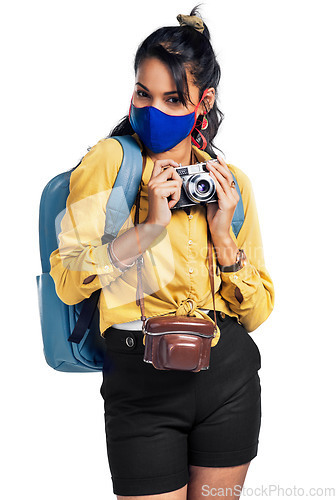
[133,190,219,373]
[142,315,216,372]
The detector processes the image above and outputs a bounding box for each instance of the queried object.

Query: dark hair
[107,4,225,157]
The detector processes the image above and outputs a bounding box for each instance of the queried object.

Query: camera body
[171,159,219,210]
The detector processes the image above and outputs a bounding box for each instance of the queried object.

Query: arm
[50,138,168,305]
[216,167,275,332]
[49,138,128,305]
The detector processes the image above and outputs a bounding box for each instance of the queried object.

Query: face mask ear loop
[190,88,210,134]
[191,128,208,150]
[128,95,134,121]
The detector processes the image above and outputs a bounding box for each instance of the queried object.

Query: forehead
[135,57,197,96]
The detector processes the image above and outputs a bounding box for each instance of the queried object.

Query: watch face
[217,249,247,273]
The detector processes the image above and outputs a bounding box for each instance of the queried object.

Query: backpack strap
[68,135,143,344]
[102,135,144,243]
[67,289,101,344]
[230,170,245,239]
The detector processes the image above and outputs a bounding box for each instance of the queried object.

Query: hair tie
[176,14,205,34]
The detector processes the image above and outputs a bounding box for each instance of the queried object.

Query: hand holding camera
[205,156,240,241]
[144,154,240,242]
[145,158,183,228]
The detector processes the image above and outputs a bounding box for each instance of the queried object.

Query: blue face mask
[129,89,209,154]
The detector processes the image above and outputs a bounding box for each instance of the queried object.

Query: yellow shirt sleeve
[219,165,275,332]
[49,138,127,306]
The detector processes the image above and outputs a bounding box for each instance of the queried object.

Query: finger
[216,157,240,199]
[208,168,226,200]
[152,166,179,185]
[153,181,181,198]
[156,166,183,187]
[168,166,183,185]
[168,190,180,208]
[155,183,182,208]
[154,180,181,191]
[207,158,233,184]
[207,160,239,201]
[208,163,237,202]
[216,155,228,169]
[151,159,179,180]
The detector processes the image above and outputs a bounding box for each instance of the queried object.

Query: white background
[1,0,335,498]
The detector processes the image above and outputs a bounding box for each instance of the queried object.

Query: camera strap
[134,186,218,333]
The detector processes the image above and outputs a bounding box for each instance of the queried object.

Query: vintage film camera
[170,159,219,210]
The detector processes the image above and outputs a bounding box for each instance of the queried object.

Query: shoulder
[69,138,124,200]
[72,138,124,181]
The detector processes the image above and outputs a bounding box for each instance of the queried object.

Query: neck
[144,136,197,167]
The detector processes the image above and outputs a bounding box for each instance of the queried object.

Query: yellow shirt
[49,133,275,347]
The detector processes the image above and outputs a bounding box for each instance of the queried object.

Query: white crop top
[111,308,210,330]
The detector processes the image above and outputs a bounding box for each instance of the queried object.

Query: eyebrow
[136,82,179,96]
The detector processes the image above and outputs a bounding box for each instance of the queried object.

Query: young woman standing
[50,6,275,499]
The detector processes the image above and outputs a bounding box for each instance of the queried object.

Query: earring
[201,115,208,130]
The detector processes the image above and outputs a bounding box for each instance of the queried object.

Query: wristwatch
[216,248,248,274]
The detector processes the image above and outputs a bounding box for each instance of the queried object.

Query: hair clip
[176,14,205,34]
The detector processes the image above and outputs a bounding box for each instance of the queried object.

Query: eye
[167,96,181,104]
[136,90,150,99]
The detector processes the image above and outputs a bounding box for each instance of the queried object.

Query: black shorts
[100,310,262,497]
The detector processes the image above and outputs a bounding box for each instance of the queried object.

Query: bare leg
[187,462,251,499]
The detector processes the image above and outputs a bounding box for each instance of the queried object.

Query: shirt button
[233,275,238,279]
[188,214,193,219]
[104,265,110,271]
[189,267,193,273]
[188,239,192,245]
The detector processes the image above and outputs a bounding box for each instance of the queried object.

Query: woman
[50,6,275,499]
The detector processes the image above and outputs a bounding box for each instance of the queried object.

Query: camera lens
[197,179,210,193]
[186,173,216,203]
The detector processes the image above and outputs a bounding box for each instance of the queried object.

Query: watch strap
[216,260,242,274]
[216,248,246,274]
